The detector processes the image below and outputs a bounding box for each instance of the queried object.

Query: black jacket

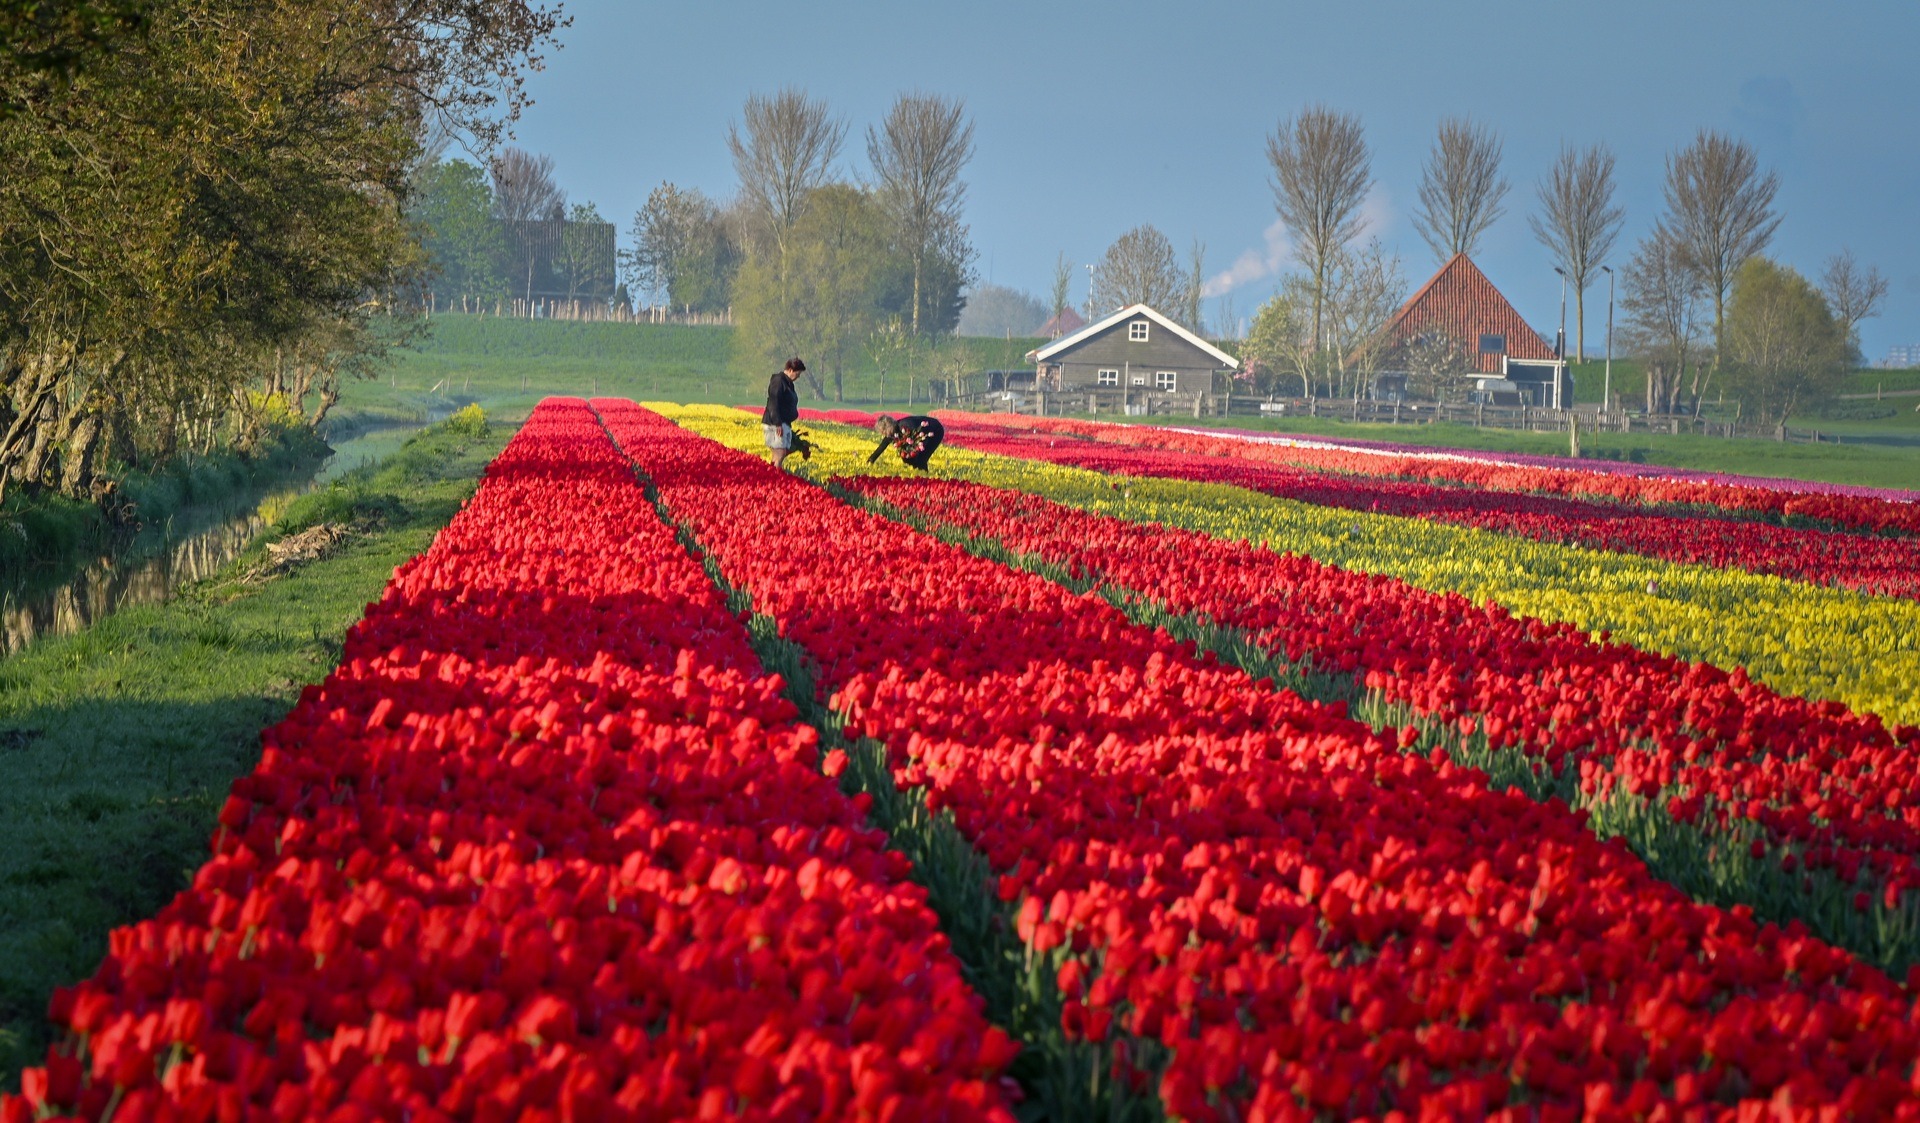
[868,415,944,467]
[762,372,798,425]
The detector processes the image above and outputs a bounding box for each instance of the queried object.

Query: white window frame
[1131,373,1148,386]
[1128,320,1150,342]
[1096,368,1120,386]
[1155,371,1178,390]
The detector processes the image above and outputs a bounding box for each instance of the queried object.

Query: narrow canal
[0,421,427,658]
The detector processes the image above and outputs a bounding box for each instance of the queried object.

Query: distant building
[1880,345,1920,369]
[1374,253,1570,407]
[1026,304,1238,396]
[1038,307,1086,339]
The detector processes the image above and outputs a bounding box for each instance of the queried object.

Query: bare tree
[1322,239,1406,400]
[1412,116,1510,263]
[1049,253,1072,321]
[1820,248,1888,360]
[1090,225,1183,314]
[489,146,565,306]
[868,92,976,337]
[1620,226,1705,413]
[729,88,845,251]
[1181,239,1206,331]
[1529,143,1624,362]
[1266,105,1373,350]
[1660,129,1781,364]
[1401,329,1473,402]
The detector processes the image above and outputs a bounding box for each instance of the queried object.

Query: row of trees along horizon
[1230,110,1888,427]
[422,96,1891,425]
[413,88,986,403]
[0,0,568,518]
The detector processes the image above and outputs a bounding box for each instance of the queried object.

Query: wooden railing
[948,389,1848,445]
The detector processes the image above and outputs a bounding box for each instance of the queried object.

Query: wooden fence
[949,389,1848,445]
[425,296,731,326]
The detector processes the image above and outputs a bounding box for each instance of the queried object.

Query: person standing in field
[867,414,945,471]
[762,357,812,470]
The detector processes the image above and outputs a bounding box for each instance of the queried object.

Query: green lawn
[1123,412,1920,491]
[338,313,1044,427]
[0,420,509,1084]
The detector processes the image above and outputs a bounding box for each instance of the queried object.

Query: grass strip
[0,420,508,1084]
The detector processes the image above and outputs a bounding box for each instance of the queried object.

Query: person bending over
[761,357,813,470]
[867,414,944,471]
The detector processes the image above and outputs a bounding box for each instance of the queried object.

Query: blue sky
[503,0,1920,359]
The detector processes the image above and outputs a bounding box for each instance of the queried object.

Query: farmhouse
[1376,254,1570,407]
[1026,304,1238,397]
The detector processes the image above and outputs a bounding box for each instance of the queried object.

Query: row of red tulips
[6,400,1018,1123]
[612,403,1920,1121]
[918,412,1920,538]
[846,474,1920,973]
[900,416,1920,601]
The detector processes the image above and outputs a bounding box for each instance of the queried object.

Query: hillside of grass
[338,313,1044,428]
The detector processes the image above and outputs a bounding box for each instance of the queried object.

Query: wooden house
[1025,304,1238,397]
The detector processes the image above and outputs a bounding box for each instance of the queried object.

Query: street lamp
[1601,265,1615,415]
[1552,267,1568,360]
[1552,266,1568,412]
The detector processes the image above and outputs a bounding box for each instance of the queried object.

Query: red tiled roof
[1039,308,1086,338]
[1383,253,1557,374]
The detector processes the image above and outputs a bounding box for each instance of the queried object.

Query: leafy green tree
[1243,287,1313,397]
[733,185,896,401]
[414,159,508,310]
[0,0,563,508]
[1722,257,1849,426]
[626,182,738,314]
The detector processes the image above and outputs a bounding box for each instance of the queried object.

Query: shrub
[444,403,490,438]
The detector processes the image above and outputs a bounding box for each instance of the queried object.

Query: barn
[1025,304,1238,398]
[1375,254,1570,407]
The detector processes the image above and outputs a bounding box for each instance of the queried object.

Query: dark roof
[1383,254,1557,374]
[1039,308,1086,338]
[1027,304,1239,367]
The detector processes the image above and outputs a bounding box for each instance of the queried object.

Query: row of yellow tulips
[656,405,1920,728]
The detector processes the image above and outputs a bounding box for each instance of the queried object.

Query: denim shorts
[763,423,792,450]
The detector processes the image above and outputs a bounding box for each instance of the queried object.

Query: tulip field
[12,398,1920,1121]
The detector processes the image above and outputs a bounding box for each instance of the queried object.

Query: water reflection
[1,421,429,659]
[0,500,284,657]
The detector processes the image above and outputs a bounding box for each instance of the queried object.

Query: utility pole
[1084,263,1095,321]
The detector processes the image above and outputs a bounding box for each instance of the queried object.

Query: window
[1478,333,1507,355]
[1096,369,1119,386]
[1131,373,1147,386]
[1155,371,1177,390]
[1128,320,1150,342]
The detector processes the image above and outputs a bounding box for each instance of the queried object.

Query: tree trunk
[911,252,923,338]
[310,371,340,431]
[59,410,104,501]
[1575,289,1587,363]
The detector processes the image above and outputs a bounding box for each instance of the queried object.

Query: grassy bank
[0,416,509,1084]
[339,312,1045,427]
